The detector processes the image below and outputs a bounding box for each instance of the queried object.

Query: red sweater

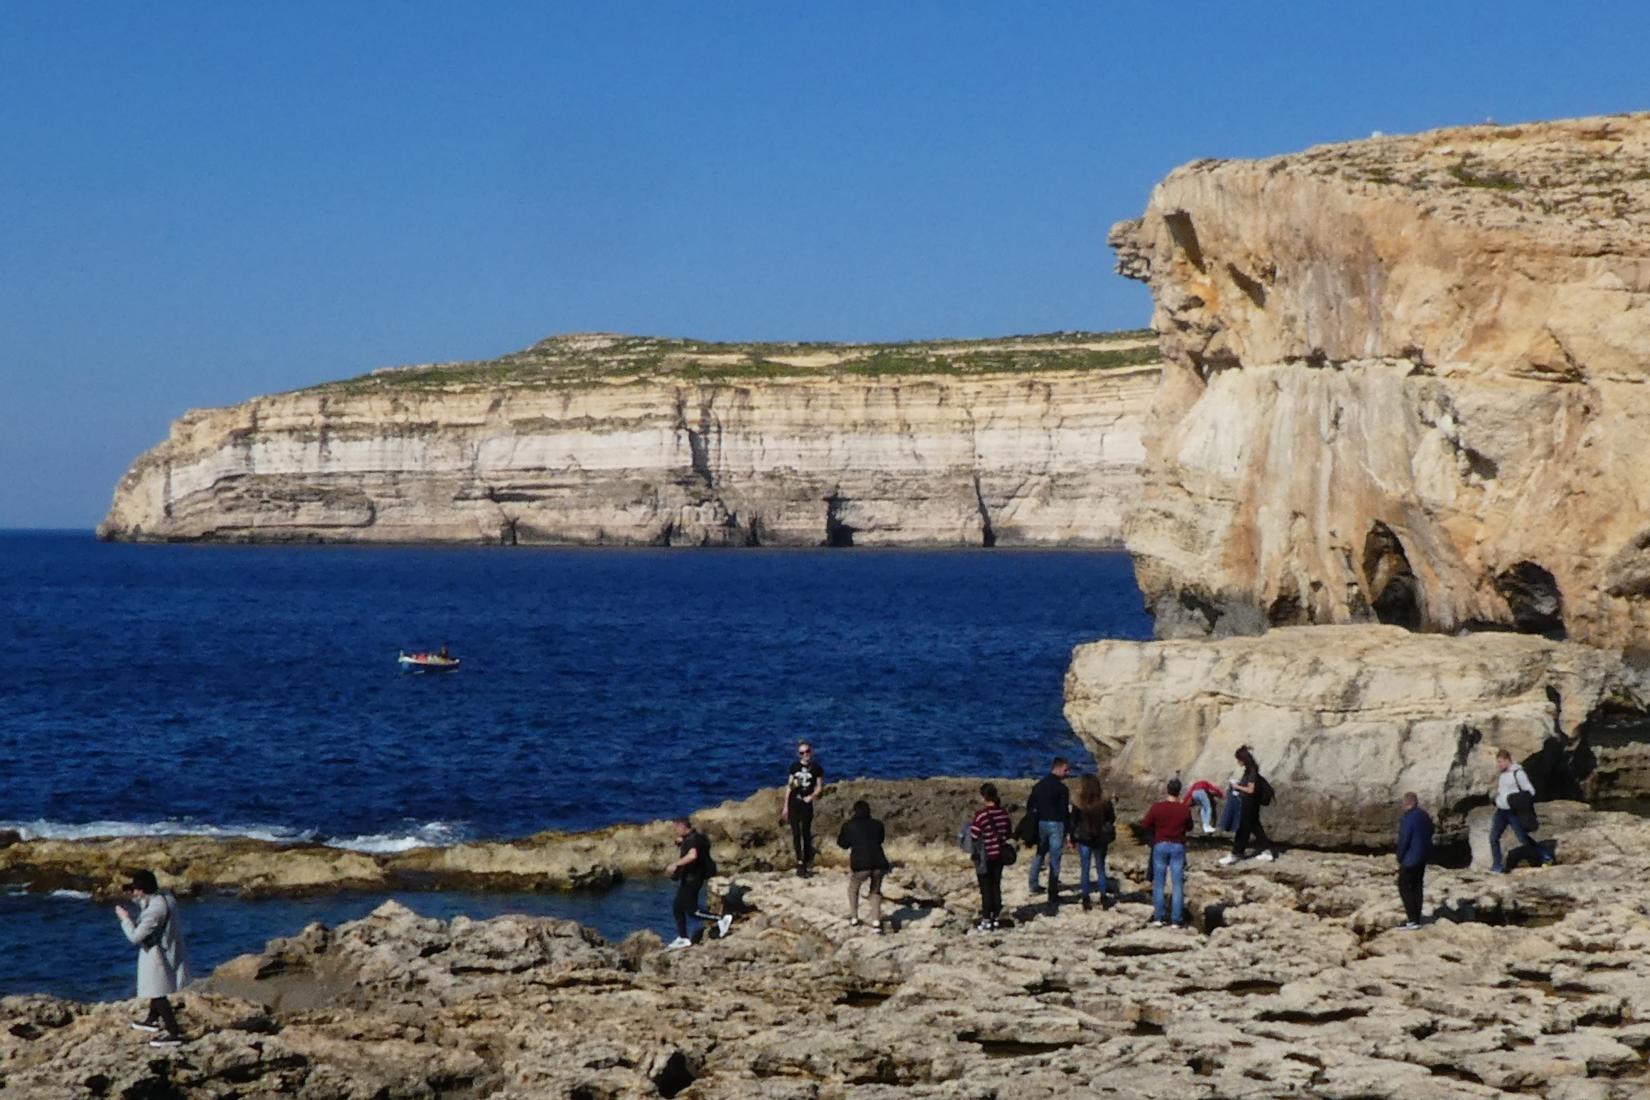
[1140,799,1193,844]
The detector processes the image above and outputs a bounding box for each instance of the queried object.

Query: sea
[0,531,1151,1000]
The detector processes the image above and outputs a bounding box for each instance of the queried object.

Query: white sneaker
[1255,850,1277,863]
[666,936,693,950]
[716,914,734,939]
[1202,824,1216,834]
[1147,919,1165,928]
[1217,854,1238,866]
[148,1036,184,1048]
[1400,922,1421,931]
[130,1021,161,1033]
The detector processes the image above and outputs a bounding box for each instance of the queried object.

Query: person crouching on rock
[837,799,891,933]
[1071,775,1116,911]
[1219,746,1278,866]
[969,784,1014,931]
[115,869,190,1047]
[1140,778,1193,928]
[666,818,730,949]
[1489,748,1555,873]
[1396,792,1433,930]
[1184,778,1222,836]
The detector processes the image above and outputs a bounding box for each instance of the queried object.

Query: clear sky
[3,3,1646,528]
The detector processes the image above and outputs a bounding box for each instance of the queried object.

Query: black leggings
[976,859,1004,921]
[789,800,815,867]
[144,996,180,1036]
[1233,797,1271,857]
[672,875,705,939]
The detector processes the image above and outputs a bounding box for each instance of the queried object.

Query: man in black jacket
[1026,757,1072,911]
[665,818,731,949]
[836,799,891,932]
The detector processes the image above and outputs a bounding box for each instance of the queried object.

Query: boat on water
[398,650,461,671]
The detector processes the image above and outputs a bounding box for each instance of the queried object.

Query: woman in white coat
[114,869,190,1046]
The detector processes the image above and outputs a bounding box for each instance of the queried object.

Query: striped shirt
[969,804,1014,862]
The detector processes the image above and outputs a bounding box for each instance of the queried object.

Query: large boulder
[1064,625,1650,845]
[1110,113,1650,650]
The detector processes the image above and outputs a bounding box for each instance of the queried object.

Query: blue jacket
[1396,806,1433,868]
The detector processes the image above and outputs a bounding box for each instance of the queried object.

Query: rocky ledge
[6,804,1650,1097]
[0,779,1032,899]
[99,332,1157,548]
[1064,625,1650,846]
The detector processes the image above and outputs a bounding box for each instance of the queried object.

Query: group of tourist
[106,741,1560,1045]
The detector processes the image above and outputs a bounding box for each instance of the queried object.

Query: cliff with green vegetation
[100,331,1160,547]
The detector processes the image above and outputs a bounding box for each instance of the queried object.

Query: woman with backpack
[1218,746,1278,865]
[1070,775,1116,910]
[968,783,1015,931]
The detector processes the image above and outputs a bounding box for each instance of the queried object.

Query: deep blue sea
[1,530,1150,998]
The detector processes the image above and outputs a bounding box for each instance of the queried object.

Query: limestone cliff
[99,333,1158,547]
[1110,113,1650,648]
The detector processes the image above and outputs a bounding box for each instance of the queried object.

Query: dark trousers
[789,800,815,867]
[1232,797,1270,857]
[143,995,180,1037]
[1489,808,1550,871]
[976,859,1004,921]
[672,875,705,938]
[1397,864,1425,924]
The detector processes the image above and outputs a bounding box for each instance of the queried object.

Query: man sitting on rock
[1139,778,1193,929]
[1489,749,1556,873]
[1396,792,1433,930]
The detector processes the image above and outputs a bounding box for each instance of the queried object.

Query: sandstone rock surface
[1064,625,1650,845]
[1110,112,1650,648]
[8,806,1650,1097]
[99,333,1157,548]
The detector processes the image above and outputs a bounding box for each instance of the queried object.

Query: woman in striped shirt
[969,783,1015,931]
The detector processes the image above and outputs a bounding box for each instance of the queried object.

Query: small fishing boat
[398,650,461,671]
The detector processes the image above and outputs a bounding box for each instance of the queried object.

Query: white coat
[118,891,190,998]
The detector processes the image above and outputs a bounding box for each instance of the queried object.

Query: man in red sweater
[1140,778,1193,929]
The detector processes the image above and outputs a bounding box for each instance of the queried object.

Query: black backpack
[1255,775,1276,807]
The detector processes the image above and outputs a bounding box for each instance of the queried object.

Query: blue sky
[3,4,1647,528]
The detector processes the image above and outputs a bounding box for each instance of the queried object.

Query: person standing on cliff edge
[781,741,824,877]
[115,869,190,1047]
[1396,792,1433,929]
[1026,756,1072,913]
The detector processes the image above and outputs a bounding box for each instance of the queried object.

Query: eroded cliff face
[1111,113,1650,649]
[99,334,1157,548]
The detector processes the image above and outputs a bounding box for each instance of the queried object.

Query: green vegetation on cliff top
[309,330,1160,395]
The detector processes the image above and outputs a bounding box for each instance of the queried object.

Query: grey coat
[118,892,190,998]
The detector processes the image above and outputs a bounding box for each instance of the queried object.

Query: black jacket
[836,816,890,872]
[1027,774,1072,827]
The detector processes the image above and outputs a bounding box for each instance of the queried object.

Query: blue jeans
[1489,808,1550,871]
[1029,821,1065,895]
[1190,789,1214,830]
[1151,842,1186,924]
[1217,790,1241,832]
[1076,842,1109,898]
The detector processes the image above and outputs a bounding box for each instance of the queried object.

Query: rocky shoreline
[0,778,1035,900]
[6,800,1649,1097]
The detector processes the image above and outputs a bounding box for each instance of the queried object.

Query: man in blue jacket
[1396,792,1433,930]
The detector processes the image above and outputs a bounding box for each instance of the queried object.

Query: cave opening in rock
[823,493,856,548]
[1361,522,1421,630]
[1163,210,1206,271]
[1494,560,1566,638]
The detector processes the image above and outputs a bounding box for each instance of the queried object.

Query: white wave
[48,889,93,900]
[0,818,472,853]
[0,819,317,844]
[326,821,468,854]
